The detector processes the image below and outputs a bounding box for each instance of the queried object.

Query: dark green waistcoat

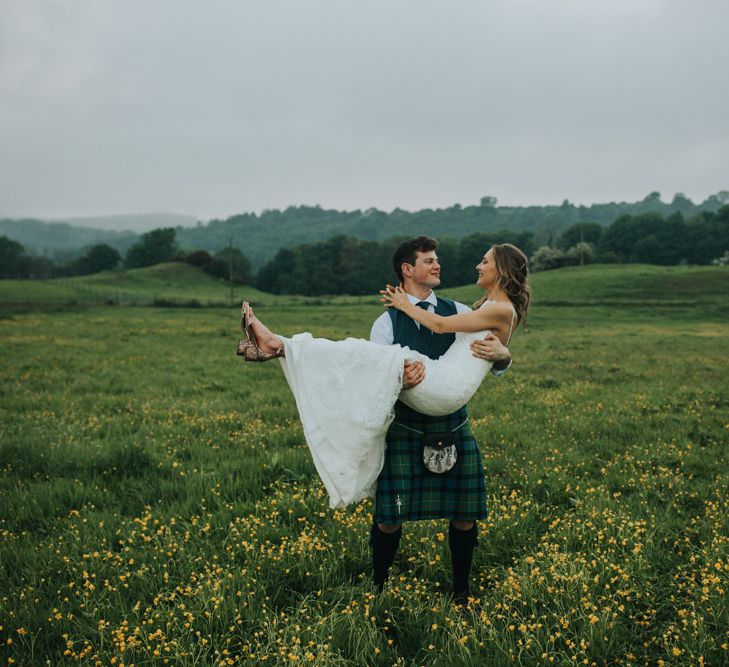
[388,296,468,424]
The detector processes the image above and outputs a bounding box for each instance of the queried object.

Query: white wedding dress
[277,302,513,508]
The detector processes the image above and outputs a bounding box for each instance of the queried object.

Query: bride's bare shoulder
[479,300,514,316]
[473,300,514,328]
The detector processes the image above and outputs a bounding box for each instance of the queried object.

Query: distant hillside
[0,218,139,260]
[47,212,198,233]
[0,213,198,261]
[176,192,728,270]
[2,192,726,268]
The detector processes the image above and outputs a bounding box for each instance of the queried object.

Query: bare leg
[247,305,285,356]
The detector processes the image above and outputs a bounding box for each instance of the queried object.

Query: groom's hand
[402,361,425,388]
[471,333,511,365]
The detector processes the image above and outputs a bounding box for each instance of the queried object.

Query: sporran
[422,431,458,474]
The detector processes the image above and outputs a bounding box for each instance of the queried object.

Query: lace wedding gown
[278,302,511,508]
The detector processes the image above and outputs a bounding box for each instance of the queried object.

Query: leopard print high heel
[236,301,284,361]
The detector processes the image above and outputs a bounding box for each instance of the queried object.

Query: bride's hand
[380,284,410,311]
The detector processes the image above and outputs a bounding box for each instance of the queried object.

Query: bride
[238,243,530,509]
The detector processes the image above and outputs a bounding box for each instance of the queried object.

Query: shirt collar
[405,290,437,306]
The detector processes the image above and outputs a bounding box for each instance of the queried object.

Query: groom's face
[405,250,441,289]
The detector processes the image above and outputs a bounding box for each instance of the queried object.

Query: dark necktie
[416,301,432,335]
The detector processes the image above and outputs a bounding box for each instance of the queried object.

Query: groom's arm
[454,302,512,376]
[472,335,511,373]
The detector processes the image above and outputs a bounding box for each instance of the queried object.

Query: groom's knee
[450,519,474,532]
[377,522,402,534]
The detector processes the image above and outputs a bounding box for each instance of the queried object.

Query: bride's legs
[247,304,285,356]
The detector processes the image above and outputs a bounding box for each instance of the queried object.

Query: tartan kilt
[374,406,487,524]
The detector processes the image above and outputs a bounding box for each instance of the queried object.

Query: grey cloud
[1,0,727,219]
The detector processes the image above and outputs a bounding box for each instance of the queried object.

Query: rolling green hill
[442,264,728,307]
[1,264,727,320]
[0,263,268,307]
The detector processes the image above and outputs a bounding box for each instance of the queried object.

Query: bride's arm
[380,286,512,340]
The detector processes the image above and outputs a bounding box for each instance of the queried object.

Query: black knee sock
[449,523,478,597]
[370,523,402,590]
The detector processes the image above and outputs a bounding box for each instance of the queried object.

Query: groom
[369,235,511,602]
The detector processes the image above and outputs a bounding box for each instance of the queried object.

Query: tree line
[176,190,729,270]
[2,191,727,273]
[255,205,729,295]
[3,205,727,292]
[0,228,251,283]
[255,230,537,295]
[531,206,729,271]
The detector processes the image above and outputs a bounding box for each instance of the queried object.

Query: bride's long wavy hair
[473,243,531,328]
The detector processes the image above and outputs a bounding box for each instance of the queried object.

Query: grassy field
[1,265,728,666]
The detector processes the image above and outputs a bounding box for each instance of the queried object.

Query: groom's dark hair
[392,236,438,282]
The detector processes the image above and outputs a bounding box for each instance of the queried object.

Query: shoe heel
[236,339,281,362]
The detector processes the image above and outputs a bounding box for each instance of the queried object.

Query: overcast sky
[1,0,727,221]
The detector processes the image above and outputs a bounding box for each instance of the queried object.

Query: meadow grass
[0,265,728,666]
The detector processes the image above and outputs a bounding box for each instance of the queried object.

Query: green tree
[654,212,687,264]
[214,247,252,285]
[181,249,215,267]
[283,236,348,295]
[631,235,661,263]
[0,236,28,278]
[599,213,661,260]
[599,212,686,264]
[124,228,177,268]
[27,255,56,278]
[71,244,121,275]
[565,242,595,266]
[256,248,295,294]
[700,191,729,208]
[539,213,564,246]
[671,192,694,215]
[558,223,603,249]
[334,235,385,295]
[530,246,568,272]
[684,205,729,264]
